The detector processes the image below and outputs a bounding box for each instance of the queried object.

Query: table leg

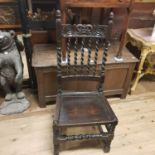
[144,51,155,75]
[131,48,150,92]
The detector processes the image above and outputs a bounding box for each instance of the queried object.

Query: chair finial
[108,11,114,25]
[56,10,61,18]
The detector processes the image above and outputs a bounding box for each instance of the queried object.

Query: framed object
[0,1,20,29]
[0,4,19,25]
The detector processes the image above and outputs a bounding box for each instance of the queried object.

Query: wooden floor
[0,78,155,155]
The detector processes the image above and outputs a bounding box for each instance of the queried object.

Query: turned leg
[100,123,117,153]
[54,144,59,155]
[103,125,115,152]
[144,51,155,75]
[131,48,150,92]
[103,138,113,153]
[53,122,60,155]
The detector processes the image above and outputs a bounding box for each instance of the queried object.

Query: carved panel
[62,24,108,38]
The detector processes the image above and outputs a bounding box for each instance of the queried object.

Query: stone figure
[0,30,30,115]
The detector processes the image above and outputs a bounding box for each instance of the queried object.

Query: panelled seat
[56,92,117,127]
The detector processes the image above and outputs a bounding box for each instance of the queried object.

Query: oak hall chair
[53,10,118,155]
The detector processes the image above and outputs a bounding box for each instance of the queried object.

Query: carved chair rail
[61,24,109,38]
[58,133,113,141]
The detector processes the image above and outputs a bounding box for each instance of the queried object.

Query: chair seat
[56,92,118,127]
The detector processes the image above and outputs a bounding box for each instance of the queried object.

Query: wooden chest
[32,43,138,107]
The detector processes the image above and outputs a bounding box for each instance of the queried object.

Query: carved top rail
[61,24,108,38]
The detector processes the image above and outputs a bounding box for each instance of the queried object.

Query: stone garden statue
[0,30,30,115]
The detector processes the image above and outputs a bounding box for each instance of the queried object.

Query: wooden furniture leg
[53,11,118,154]
[131,48,150,92]
[103,137,113,153]
[104,123,117,152]
[98,123,117,153]
[53,122,60,155]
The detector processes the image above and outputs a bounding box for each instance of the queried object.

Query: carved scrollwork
[62,24,108,38]
[62,24,73,36]
[76,24,93,34]
[94,25,107,37]
[58,133,110,141]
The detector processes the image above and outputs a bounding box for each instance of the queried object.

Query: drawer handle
[118,0,123,2]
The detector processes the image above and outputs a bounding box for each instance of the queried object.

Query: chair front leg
[103,137,113,153]
[103,123,117,153]
[53,122,60,155]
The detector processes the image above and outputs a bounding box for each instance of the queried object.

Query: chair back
[56,10,114,93]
